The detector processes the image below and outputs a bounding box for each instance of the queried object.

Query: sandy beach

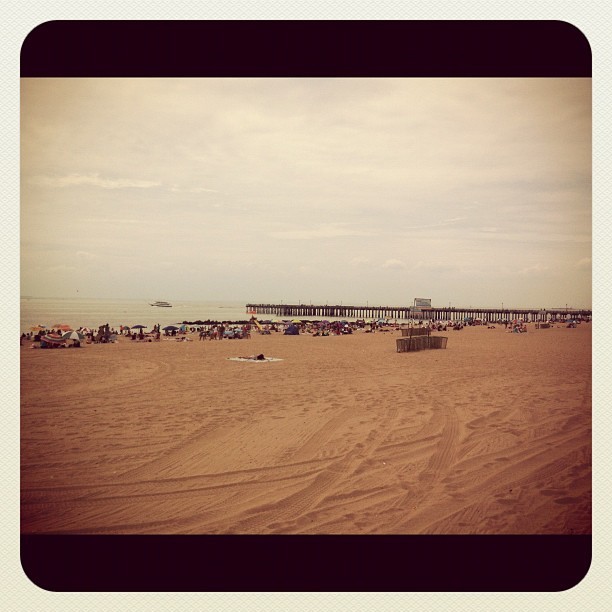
[20,323,591,535]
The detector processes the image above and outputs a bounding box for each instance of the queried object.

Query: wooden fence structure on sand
[396,327,448,352]
[401,328,430,337]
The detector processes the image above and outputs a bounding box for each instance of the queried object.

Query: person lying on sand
[227,354,283,362]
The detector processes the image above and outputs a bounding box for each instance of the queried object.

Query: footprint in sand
[554,496,581,505]
[540,489,563,496]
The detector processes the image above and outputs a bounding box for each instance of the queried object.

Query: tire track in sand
[199,404,402,533]
[391,419,590,533]
[385,398,460,525]
[281,407,354,463]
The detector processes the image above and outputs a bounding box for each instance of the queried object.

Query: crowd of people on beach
[198,324,252,340]
[507,321,528,333]
[22,313,590,349]
[23,323,121,348]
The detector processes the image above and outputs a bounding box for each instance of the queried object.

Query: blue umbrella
[163,325,179,331]
[131,324,147,329]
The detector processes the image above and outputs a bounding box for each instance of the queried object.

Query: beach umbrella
[162,325,179,331]
[62,330,84,341]
[131,324,147,329]
[291,319,302,324]
[41,334,65,345]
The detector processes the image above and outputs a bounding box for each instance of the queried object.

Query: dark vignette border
[20,20,592,592]
[21,534,591,592]
[21,20,591,77]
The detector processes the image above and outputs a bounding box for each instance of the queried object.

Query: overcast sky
[21,78,591,309]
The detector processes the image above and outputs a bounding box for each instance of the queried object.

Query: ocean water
[20,297,252,332]
[20,297,369,333]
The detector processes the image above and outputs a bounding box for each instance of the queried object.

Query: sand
[20,323,591,535]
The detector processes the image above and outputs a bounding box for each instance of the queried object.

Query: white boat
[150,301,172,307]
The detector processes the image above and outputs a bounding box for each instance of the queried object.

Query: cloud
[169,186,219,193]
[411,260,465,274]
[270,224,375,240]
[382,259,406,269]
[401,217,466,232]
[31,174,161,189]
[575,257,591,270]
[46,264,77,273]
[80,218,154,225]
[518,263,549,276]
[76,251,97,261]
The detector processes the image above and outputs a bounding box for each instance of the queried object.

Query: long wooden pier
[245,303,591,323]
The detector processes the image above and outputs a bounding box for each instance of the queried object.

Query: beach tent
[284,324,299,335]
